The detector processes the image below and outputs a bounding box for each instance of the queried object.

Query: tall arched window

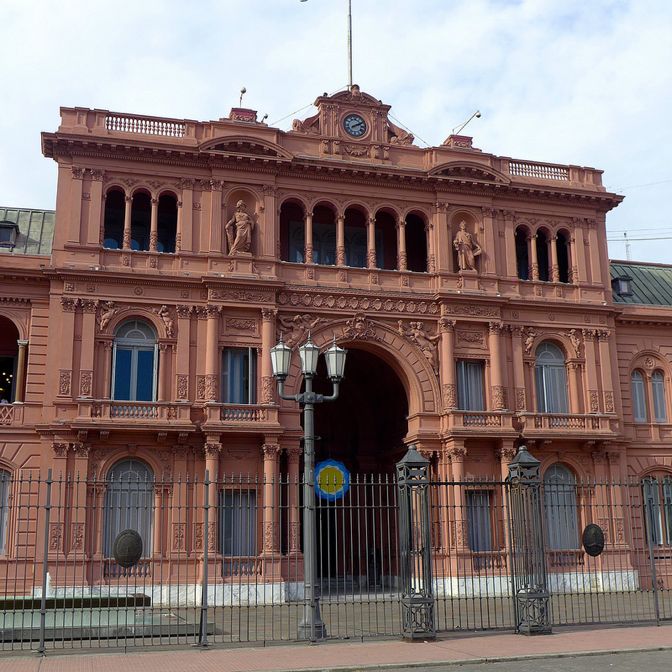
[406,213,428,272]
[535,342,569,413]
[544,464,579,550]
[0,470,10,554]
[103,189,125,249]
[112,320,157,401]
[131,192,151,251]
[157,193,177,253]
[536,230,550,281]
[631,370,648,422]
[652,370,667,423]
[515,226,530,280]
[556,231,571,283]
[104,459,154,556]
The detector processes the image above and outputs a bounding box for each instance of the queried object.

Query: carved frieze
[277,313,324,347]
[277,291,439,315]
[398,320,439,373]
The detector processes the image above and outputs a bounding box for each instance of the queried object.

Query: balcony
[444,411,517,436]
[202,403,280,432]
[518,412,618,437]
[73,400,194,433]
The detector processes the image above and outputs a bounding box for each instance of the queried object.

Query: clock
[343,113,367,138]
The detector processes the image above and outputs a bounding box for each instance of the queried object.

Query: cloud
[1,0,670,262]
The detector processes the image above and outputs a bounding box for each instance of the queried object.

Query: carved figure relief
[155,304,175,337]
[344,314,381,341]
[523,328,537,356]
[564,329,582,358]
[225,200,254,255]
[278,313,323,347]
[453,221,482,272]
[398,320,439,373]
[97,301,117,331]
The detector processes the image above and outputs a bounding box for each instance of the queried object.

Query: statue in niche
[453,220,482,272]
[225,200,254,255]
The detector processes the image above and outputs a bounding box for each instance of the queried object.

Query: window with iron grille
[643,477,672,546]
[466,490,493,552]
[543,464,579,550]
[218,489,257,556]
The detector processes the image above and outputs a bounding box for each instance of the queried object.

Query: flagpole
[347,0,353,90]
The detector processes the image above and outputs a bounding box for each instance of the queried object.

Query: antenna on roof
[239,87,247,107]
[624,231,631,261]
[452,110,482,136]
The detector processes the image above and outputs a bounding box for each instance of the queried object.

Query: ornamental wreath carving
[343,314,381,341]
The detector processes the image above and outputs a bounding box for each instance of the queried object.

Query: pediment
[429,161,510,184]
[200,136,293,161]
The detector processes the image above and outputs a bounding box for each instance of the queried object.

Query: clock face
[343,113,367,138]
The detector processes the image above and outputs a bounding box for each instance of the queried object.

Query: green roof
[610,260,672,306]
[0,207,54,256]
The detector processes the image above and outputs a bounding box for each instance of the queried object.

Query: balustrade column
[336,215,346,266]
[122,195,132,250]
[287,445,302,555]
[488,322,506,410]
[205,306,220,402]
[582,330,600,413]
[439,316,456,409]
[550,235,560,282]
[511,327,526,411]
[597,330,615,413]
[260,308,277,404]
[14,340,28,403]
[529,234,539,281]
[367,216,377,269]
[397,217,407,271]
[567,362,582,414]
[149,197,159,252]
[262,442,281,554]
[304,211,314,264]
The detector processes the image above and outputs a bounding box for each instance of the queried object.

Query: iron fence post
[396,444,435,640]
[507,445,551,635]
[38,469,52,655]
[644,485,661,625]
[198,471,210,646]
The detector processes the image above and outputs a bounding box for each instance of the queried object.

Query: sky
[1,0,671,263]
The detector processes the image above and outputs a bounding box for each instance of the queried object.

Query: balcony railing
[105,113,186,137]
[520,412,614,432]
[447,411,515,431]
[78,400,191,423]
[220,405,268,422]
[508,160,570,181]
[222,556,262,578]
[0,405,16,425]
[104,558,151,579]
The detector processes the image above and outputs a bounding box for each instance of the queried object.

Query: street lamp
[271,333,347,640]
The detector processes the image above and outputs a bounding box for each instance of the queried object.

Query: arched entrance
[311,347,408,589]
[0,317,19,403]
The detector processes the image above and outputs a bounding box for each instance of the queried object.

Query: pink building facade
[1,86,671,602]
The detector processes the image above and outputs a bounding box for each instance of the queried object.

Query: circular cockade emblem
[582,523,605,557]
[113,528,143,568]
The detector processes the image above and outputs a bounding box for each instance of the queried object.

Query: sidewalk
[1,624,671,672]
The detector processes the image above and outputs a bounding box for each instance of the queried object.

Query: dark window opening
[557,231,570,283]
[131,192,151,252]
[0,317,19,403]
[515,227,529,280]
[406,214,427,272]
[280,202,304,262]
[375,211,397,270]
[157,194,177,254]
[222,347,257,404]
[536,230,550,282]
[344,208,367,268]
[103,190,125,250]
[312,205,336,265]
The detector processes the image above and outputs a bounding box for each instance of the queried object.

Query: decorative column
[287,445,302,555]
[438,316,456,409]
[511,327,527,411]
[14,340,28,403]
[205,305,220,402]
[79,300,97,398]
[425,221,436,274]
[582,329,600,413]
[157,343,169,401]
[447,439,467,550]
[260,308,277,404]
[567,362,582,413]
[209,180,223,254]
[87,169,105,246]
[550,236,560,283]
[175,305,191,401]
[58,297,77,400]
[336,214,346,266]
[204,440,221,509]
[178,178,194,254]
[262,442,281,555]
[397,216,407,271]
[101,341,113,399]
[304,211,314,264]
[149,197,159,252]
[488,321,506,410]
[122,194,132,250]
[529,234,539,281]
[367,216,377,269]
[597,330,615,413]
[571,225,587,284]
[69,167,84,245]
[175,200,183,253]
[481,207,496,275]
[503,210,518,278]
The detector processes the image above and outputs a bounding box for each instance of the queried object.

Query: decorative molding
[58,370,72,396]
[344,314,382,342]
[277,291,439,315]
[442,383,457,409]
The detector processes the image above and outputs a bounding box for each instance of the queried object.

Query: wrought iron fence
[0,469,670,652]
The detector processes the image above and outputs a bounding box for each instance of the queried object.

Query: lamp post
[270,334,347,640]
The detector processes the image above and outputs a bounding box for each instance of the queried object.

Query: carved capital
[204,442,222,458]
[262,443,281,461]
[488,321,504,336]
[439,317,456,333]
[261,307,278,322]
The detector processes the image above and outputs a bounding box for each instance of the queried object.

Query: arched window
[406,213,428,272]
[544,464,579,550]
[279,201,305,262]
[0,470,10,554]
[157,193,177,253]
[131,192,151,251]
[103,459,154,556]
[652,370,667,423]
[631,370,648,422]
[515,226,530,280]
[535,342,568,413]
[312,205,336,265]
[0,316,19,403]
[112,320,157,401]
[536,230,550,281]
[103,189,125,249]
[556,231,571,283]
[374,210,397,270]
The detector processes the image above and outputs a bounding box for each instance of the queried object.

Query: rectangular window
[222,348,257,404]
[113,348,132,400]
[0,472,10,555]
[456,360,485,411]
[632,374,647,422]
[652,374,667,423]
[535,365,569,413]
[466,490,493,552]
[643,479,664,546]
[219,489,257,556]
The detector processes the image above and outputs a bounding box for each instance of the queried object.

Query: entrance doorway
[311,347,408,590]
